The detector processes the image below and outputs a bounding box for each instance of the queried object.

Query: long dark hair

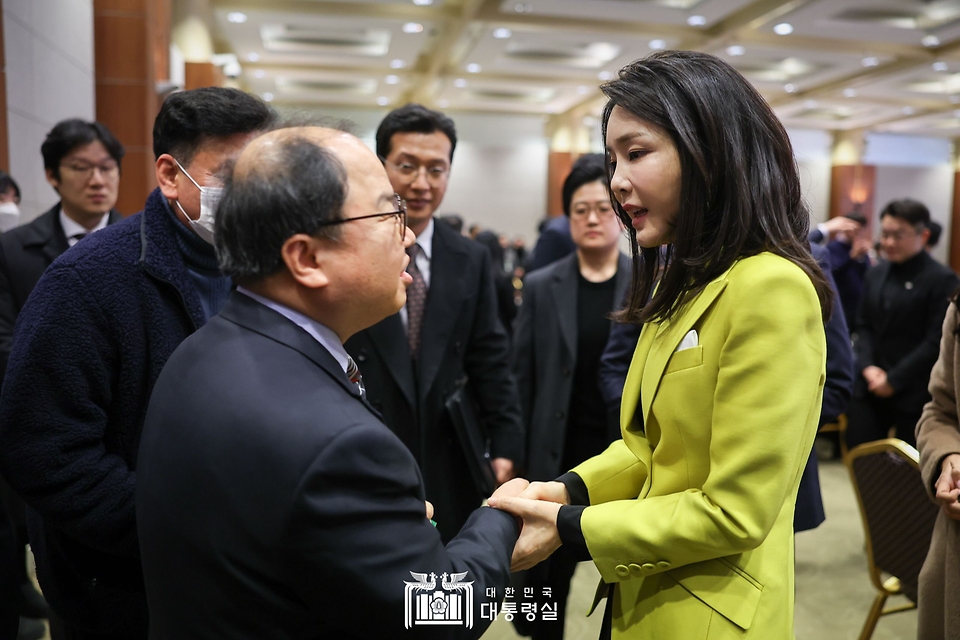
[602,50,833,324]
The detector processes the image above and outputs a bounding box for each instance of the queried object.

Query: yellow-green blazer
[572,252,826,639]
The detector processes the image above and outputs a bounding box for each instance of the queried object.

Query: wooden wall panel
[184,62,224,90]
[829,164,877,223]
[547,151,573,218]
[950,172,960,273]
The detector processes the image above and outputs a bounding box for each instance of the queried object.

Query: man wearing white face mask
[0,171,21,233]
[0,88,275,640]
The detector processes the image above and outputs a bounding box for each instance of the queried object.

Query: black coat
[853,251,959,413]
[512,252,631,481]
[345,220,524,543]
[137,292,519,639]
[0,204,122,386]
[0,190,208,636]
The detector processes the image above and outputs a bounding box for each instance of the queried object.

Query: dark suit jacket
[853,251,959,413]
[0,203,122,385]
[528,216,575,272]
[513,252,631,481]
[345,220,524,543]
[137,293,519,639]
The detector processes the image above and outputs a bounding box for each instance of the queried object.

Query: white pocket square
[676,329,699,352]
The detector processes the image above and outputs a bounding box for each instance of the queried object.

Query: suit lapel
[366,313,417,408]
[550,254,579,361]
[418,222,468,400]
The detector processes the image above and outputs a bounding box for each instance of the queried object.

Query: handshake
[488,478,569,572]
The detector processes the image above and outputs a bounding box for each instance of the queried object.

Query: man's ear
[44,168,60,195]
[281,234,330,290]
[156,154,180,201]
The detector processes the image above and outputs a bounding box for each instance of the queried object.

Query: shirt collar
[59,207,109,239]
[236,287,350,374]
[415,217,434,260]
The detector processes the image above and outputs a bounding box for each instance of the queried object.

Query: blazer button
[641,563,656,574]
[656,561,671,570]
[628,563,643,577]
[556,410,565,419]
[615,564,630,578]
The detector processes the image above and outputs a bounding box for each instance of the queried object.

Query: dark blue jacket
[0,188,208,636]
[528,216,575,272]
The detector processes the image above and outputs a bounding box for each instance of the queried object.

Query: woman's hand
[517,481,570,505]
[486,496,562,571]
[934,453,960,520]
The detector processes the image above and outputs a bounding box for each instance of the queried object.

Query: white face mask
[173,159,223,245]
[0,202,19,233]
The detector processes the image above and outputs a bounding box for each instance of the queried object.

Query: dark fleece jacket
[0,188,209,635]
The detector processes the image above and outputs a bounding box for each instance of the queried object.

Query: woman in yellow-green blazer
[488,50,833,640]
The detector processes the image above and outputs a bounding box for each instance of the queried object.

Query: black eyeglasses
[315,195,407,240]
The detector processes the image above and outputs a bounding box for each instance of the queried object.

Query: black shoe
[18,583,51,619]
[16,617,45,640]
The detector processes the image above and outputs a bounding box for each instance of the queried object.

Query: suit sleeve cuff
[557,471,589,506]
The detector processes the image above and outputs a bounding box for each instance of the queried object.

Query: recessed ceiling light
[413,0,433,5]
[403,22,424,34]
[861,56,879,67]
[438,99,450,108]
[773,23,794,35]
[466,63,482,73]
[784,83,796,93]
[385,75,400,85]
[902,106,915,115]
[648,39,667,50]
[247,52,260,62]
[546,106,559,114]
[454,78,467,88]
[227,12,247,24]
[598,70,615,81]
[687,15,706,27]
[263,92,274,102]
[577,85,589,95]
[253,69,265,79]
[378,97,390,106]
[803,99,818,109]
[933,61,949,72]
[390,59,406,69]
[493,28,512,39]
[843,88,857,98]
[514,3,532,12]
[923,35,941,47]
[726,45,745,56]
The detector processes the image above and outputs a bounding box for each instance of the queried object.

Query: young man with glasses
[847,199,959,449]
[345,104,524,544]
[0,88,274,640]
[0,119,124,638]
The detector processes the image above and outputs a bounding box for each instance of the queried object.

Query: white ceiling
[206,0,960,136]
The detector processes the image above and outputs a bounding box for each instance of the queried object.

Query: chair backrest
[846,439,940,603]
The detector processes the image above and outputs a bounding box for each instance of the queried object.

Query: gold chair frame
[845,438,933,640]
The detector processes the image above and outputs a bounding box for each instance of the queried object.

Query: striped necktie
[346,356,365,399]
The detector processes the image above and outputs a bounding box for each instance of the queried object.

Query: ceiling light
[843,88,857,98]
[438,99,450,108]
[923,35,941,47]
[902,106,915,115]
[403,22,424,34]
[514,3,532,12]
[803,99,818,109]
[687,15,706,27]
[390,59,406,69]
[454,78,467,88]
[726,45,745,56]
[861,56,879,67]
[784,83,796,93]
[648,39,667,50]
[466,63,482,73]
[493,28,512,39]
[247,52,260,62]
[773,23,794,35]
[263,92,274,102]
[385,75,399,85]
[598,70,615,81]
[413,0,434,5]
[378,97,390,106]
[934,61,949,72]
[253,69,265,79]
[227,12,247,24]
[577,85,589,95]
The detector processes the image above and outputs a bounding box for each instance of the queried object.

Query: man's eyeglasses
[60,162,120,181]
[315,195,407,240]
[380,157,449,185]
[570,203,617,220]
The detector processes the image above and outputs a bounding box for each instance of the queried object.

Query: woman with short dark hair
[489,50,831,639]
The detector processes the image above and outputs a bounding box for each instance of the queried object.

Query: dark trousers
[512,545,580,640]
[845,394,922,450]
